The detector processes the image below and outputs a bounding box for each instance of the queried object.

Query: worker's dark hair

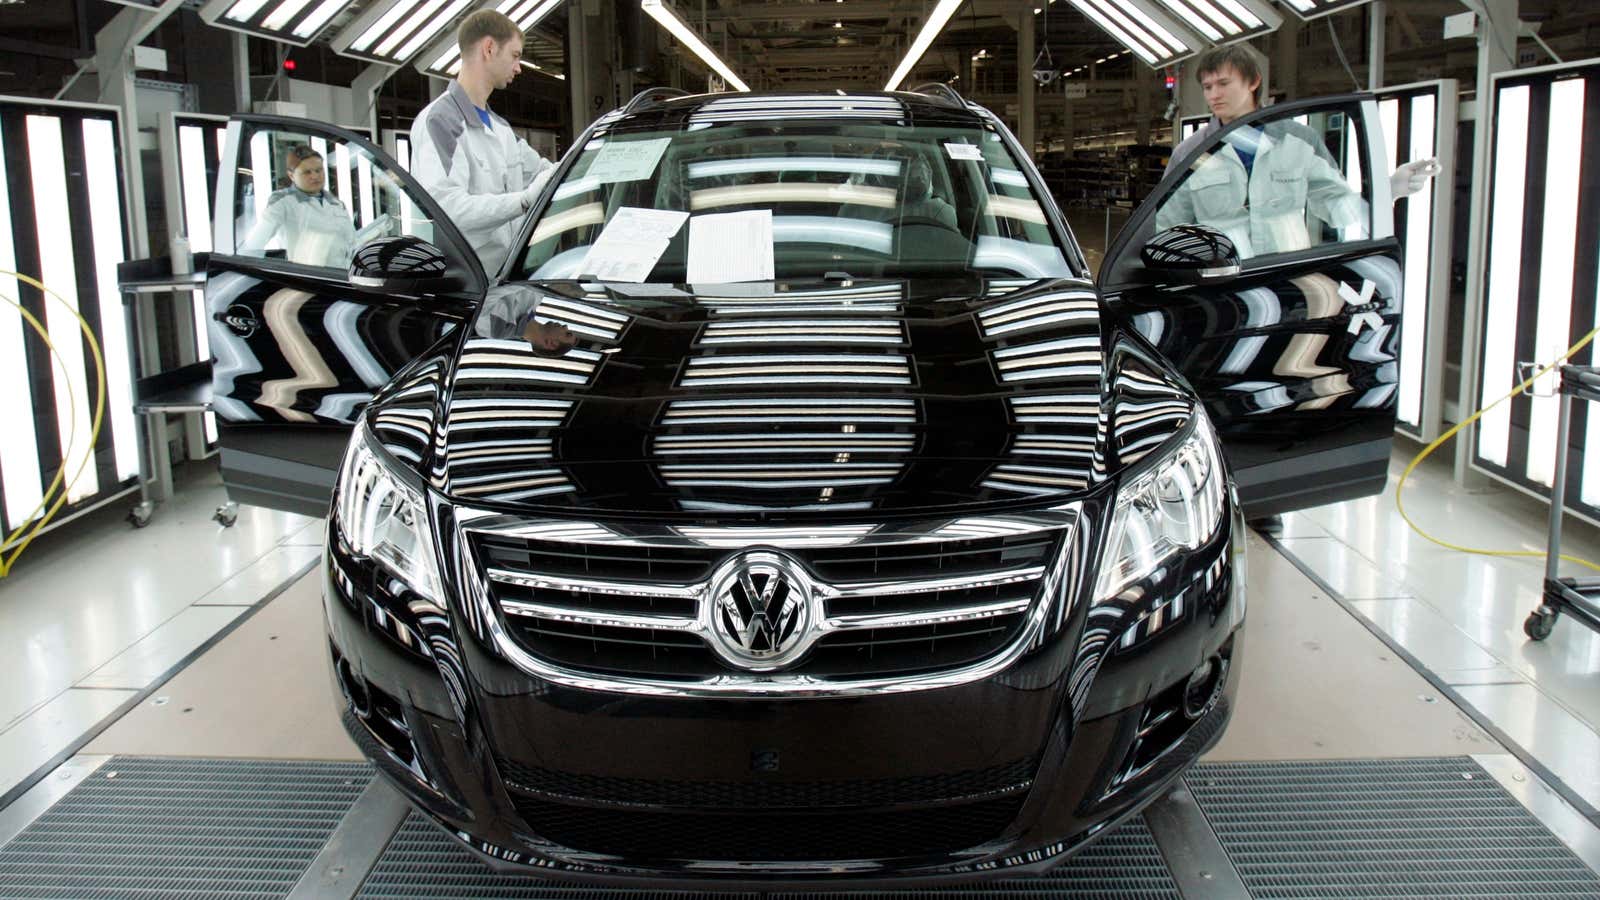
[285,143,322,169]
[1193,44,1262,87]
[457,9,522,56]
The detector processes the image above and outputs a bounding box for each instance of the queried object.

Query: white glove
[519,167,555,212]
[1390,157,1440,201]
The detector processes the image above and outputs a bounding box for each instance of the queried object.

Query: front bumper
[322,510,1245,885]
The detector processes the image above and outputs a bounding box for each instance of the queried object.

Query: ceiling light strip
[642,0,749,91]
[81,118,138,482]
[0,120,43,532]
[883,0,965,90]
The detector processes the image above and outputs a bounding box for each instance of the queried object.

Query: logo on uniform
[705,551,815,671]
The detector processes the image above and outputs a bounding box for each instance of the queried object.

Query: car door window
[225,123,440,271]
[1154,107,1372,262]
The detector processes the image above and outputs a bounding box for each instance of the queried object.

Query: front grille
[494,756,1036,809]
[465,527,1065,683]
[509,794,1025,862]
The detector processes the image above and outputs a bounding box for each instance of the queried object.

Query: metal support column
[1368,0,1386,90]
[1017,6,1036,159]
[232,33,250,112]
[1276,13,1301,101]
[351,64,395,141]
[1454,0,1518,484]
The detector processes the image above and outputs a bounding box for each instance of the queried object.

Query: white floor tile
[1453,682,1600,813]
[1347,597,1506,673]
[0,689,133,797]
[75,606,247,690]
[1438,665,1529,686]
[1275,537,1413,600]
[280,518,326,548]
[194,544,323,606]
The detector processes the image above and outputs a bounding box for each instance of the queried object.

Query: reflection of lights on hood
[1111,365,1192,465]
[689,182,895,211]
[682,353,912,386]
[447,397,573,433]
[984,279,1036,297]
[992,336,1102,382]
[673,524,876,547]
[700,317,904,345]
[534,295,628,341]
[688,157,902,179]
[449,468,575,502]
[654,433,915,454]
[456,339,601,387]
[983,463,1089,494]
[660,462,900,488]
[978,290,1099,337]
[662,397,917,425]
[1008,392,1099,425]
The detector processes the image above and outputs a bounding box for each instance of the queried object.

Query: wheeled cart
[1528,365,1600,640]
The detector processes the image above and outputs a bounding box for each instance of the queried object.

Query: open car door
[1098,94,1402,516]
[207,116,487,515]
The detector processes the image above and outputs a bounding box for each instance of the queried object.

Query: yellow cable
[1396,325,1600,574]
[0,270,107,577]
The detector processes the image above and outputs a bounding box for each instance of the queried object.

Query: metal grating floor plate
[1186,756,1600,899]
[0,756,371,900]
[357,811,1179,899]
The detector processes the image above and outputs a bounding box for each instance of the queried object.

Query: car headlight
[335,425,443,601]
[1092,410,1228,603]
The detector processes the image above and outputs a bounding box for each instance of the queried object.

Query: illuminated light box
[199,0,357,45]
[330,0,478,65]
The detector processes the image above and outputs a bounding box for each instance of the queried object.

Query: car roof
[595,89,994,131]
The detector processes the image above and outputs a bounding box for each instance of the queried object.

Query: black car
[205,86,1401,883]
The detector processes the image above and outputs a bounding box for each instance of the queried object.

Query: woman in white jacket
[240,145,358,268]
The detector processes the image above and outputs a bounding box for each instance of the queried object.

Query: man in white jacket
[409,9,555,275]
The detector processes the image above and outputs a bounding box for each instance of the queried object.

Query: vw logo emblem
[704,551,815,671]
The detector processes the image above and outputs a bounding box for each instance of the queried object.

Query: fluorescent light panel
[1277,0,1374,21]
[1065,0,1198,68]
[333,0,476,65]
[0,118,44,532]
[419,0,565,79]
[27,115,98,502]
[81,119,139,484]
[642,0,750,91]
[1155,0,1279,42]
[200,0,357,45]
[1476,83,1530,467]
[1394,95,1433,430]
[1526,77,1585,487]
[883,0,965,91]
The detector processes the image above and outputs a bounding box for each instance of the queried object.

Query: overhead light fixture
[1151,0,1279,43]
[519,59,567,80]
[884,0,966,91]
[642,0,750,92]
[1063,0,1206,68]
[199,0,357,45]
[1277,0,1373,20]
[417,0,565,79]
[331,0,476,66]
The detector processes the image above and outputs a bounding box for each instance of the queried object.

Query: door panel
[207,117,486,514]
[1099,95,1401,515]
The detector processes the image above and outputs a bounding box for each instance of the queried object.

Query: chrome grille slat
[486,567,700,601]
[826,565,1046,598]
[499,599,700,632]
[826,597,1033,632]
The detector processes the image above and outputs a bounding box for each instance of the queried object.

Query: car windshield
[510,118,1077,284]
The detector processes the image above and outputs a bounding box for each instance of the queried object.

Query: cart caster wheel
[127,506,152,529]
[1525,607,1558,641]
[213,504,238,528]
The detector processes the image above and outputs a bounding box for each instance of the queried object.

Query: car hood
[365,276,1194,517]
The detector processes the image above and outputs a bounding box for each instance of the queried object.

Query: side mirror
[1140,225,1242,284]
[348,236,467,294]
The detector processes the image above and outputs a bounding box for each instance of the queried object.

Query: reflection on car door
[1098,95,1401,516]
[207,116,486,515]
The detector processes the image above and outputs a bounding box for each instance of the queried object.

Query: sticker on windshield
[687,210,774,284]
[587,137,672,184]
[577,207,688,283]
[944,142,984,161]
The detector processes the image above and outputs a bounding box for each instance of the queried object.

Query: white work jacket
[409,80,555,276]
[1157,120,1365,258]
[239,188,355,268]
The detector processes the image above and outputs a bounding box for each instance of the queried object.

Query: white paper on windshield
[944,142,985,161]
[577,206,688,283]
[587,137,672,184]
[687,210,774,284]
